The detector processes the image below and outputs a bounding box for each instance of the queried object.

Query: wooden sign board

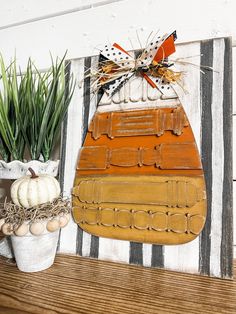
[58,37,233,279]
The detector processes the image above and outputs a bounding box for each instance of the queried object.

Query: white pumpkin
[11,168,60,208]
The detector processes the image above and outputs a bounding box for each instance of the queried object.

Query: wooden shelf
[0,254,235,314]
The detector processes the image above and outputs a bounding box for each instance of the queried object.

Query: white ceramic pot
[11,229,59,272]
[0,159,59,179]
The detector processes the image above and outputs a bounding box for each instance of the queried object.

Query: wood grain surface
[0,254,235,314]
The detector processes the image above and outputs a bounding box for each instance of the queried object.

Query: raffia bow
[91,31,181,97]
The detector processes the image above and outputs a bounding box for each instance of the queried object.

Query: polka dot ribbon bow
[98,31,178,97]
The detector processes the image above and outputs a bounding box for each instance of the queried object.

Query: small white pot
[0,159,59,179]
[11,229,59,272]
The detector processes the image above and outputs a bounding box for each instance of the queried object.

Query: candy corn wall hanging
[72,31,207,245]
[59,34,233,279]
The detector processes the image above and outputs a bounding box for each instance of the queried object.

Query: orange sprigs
[148,66,181,83]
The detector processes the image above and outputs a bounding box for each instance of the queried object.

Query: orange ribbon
[113,33,176,89]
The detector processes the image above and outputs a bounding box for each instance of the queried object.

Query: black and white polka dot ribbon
[100,31,177,97]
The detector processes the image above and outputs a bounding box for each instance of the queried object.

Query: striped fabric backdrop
[58,37,233,279]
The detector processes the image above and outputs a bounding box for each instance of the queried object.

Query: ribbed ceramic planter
[0,160,59,179]
[11,229,59,272]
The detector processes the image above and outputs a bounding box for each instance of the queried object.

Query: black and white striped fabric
[58,37,233,279]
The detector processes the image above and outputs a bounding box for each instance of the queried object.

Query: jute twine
[0,197,71,231]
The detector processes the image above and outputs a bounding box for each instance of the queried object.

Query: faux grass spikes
[0,54,75,162]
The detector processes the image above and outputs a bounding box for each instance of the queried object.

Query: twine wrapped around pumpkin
[0,197,71,232]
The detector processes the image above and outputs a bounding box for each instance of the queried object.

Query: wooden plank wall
[58,38,233,279]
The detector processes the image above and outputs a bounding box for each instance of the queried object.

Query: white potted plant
[0,55,75,179]
[0,54,75,268]
[0,168,71,272]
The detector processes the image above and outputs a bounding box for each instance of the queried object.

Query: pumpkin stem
[28,168,38,179]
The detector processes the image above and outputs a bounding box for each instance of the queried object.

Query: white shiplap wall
[0,0,235,69]
[0,0,235,254]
